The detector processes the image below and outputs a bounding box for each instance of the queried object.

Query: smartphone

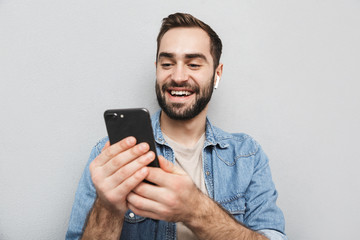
[104,108,160,168]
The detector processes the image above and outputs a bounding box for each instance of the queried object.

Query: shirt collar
[151,110,228,148]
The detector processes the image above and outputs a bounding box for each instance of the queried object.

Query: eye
[161,63,173,69]
[188,64,201,69]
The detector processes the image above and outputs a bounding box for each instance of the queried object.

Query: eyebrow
[158,52,208,63]
[185,53,208,63]
[158,52,174,59]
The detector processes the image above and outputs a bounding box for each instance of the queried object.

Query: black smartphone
[104,108,160,168]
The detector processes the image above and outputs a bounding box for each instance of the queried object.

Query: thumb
[101,141,110,152]
[158,155,186,175]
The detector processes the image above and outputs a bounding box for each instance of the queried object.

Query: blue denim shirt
[66,111,287,240]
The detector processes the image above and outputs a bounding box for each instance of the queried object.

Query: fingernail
[139,142,148,151]
[139,151,154,164]
[146,151,154,160]
[140,167,148,175]
[127,137,136,145]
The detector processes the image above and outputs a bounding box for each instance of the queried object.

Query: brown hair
[156,13,222,69]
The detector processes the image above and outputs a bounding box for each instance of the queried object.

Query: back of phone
[104,108,160,168]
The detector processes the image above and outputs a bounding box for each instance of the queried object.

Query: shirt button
[129,212,135,218]
[206,171,210,176]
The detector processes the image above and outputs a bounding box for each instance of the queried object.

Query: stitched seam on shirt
[215,132,251,143]
[217,193,245,204]
[234,141,259,159]
[215,133,259,159]
[214,147,235,166]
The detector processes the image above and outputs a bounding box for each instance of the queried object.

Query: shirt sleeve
[65,139,106,240]
[257,229,288,240]
[243,143,287,236]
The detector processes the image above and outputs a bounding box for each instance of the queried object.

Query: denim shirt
[66,111,287,240]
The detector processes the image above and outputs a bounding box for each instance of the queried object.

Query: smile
[169,90,193,97]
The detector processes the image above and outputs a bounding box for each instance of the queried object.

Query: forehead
[158,27,212,59]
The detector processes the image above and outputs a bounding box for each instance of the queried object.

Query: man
[66,13,287,240]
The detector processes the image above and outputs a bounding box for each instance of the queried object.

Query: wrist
[94,197,125,219]
[183,191,214,230]
[97,194,128,214]
[81,198,125,239]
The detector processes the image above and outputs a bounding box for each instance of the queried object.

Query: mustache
[161,81,200,93]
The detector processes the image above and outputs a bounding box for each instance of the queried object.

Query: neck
[160,107,208,148]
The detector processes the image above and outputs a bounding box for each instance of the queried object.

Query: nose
[171,65,188,82]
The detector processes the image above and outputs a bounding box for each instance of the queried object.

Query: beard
[155,74,215,121]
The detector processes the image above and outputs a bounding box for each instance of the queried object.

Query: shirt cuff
[257,229,288,240]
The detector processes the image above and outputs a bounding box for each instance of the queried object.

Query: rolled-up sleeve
[243,143,287,236]
[258,229,288,240]
[65,138,107,240]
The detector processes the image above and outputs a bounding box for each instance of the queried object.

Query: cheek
[194,72,214,86]
[156,71,169,83]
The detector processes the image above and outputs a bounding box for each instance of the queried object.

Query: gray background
[1,0,359,239]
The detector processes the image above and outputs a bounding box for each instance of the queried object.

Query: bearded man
[66,13,287,240]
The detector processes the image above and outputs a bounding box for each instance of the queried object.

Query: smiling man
[66,13,287,240]
[156,27,217,123]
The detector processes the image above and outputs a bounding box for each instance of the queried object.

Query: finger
[110,167,149,202]
[127,192,166,219]
[132,181,167,203]
[101,141,111,152]
[101,142,150,177]
[128,202,162,221]
[158,156,186,175]
[105,151,155,189]
[144,167,178,187]
[93,137,136,167]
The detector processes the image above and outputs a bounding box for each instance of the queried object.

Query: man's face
[156,27,216,120]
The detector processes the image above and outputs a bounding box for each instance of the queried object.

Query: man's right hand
[89,136,155,216]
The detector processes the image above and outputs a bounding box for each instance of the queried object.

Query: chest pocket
[218,196,246,223]
[124,210,146,223]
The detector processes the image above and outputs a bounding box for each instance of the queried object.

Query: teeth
[171,90,191,96]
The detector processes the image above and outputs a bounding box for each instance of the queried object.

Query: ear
[214,63,224,89]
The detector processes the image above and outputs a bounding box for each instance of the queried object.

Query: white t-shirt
[162,133,207,240]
